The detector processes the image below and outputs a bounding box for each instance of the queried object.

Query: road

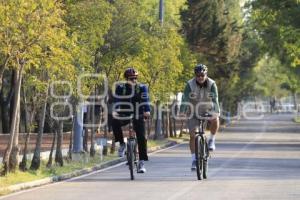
[1,113,300,200]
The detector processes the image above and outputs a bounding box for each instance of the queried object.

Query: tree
[0,0,74,174]
[64,1,113,158]
[247,0,299,109]
[64,0,113,73]
[19,79,38,171]
[253,56,288,97]
[247,0,300,68]
[217,29,262,114]
[181,0,243,64]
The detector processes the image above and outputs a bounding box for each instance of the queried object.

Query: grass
[0,153,118,190]
[0,137,187,194]
[147,135,189,148]
[294,116,300,123]
[148,139,170,147]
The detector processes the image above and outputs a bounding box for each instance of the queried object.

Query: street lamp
[159,0,164,25]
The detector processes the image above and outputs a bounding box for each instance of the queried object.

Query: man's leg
[189,130,196,154]
[134,118,148,161]
[208,117,219,151]
[112,118,126,157]
[111,118,124,144]
[209,117,219,135]
[188,118,197,170]
[134,118,148,173]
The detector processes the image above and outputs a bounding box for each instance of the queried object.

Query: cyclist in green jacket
[179,64,220,170]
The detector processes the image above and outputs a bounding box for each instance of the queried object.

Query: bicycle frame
[195,114,210,180]
[126,117,138,180]
[116,114,144,180]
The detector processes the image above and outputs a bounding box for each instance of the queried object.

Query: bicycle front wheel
[203,137,209,179]
[127,140,135,180]
[195,135,203,180]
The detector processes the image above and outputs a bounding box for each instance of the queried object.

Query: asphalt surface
[1,113,300,200]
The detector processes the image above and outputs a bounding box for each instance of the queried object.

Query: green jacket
[180,77,220,114]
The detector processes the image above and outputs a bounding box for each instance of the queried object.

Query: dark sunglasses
[195,73,206,77]
[128,77,137,81]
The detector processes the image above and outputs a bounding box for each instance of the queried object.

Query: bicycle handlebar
[113,112,147,121]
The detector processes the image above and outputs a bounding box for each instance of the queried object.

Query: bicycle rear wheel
[195,135,203,180]
[127,140,135,180]
[203,137,209,179]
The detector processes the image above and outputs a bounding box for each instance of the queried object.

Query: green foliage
[253,56,289,97]
[63,0,113,100]
[98,0,187,102]
[247,0,300,68]
[246,0,300,100]
[64,0,113,62]
[0,0,73,72]
[181,0,243,64]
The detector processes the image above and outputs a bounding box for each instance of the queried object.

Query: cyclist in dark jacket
[112,67,151,173]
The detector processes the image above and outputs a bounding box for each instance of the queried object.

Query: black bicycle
[195,113,211,180]
[126,116,138,180]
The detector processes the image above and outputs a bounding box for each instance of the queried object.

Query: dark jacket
[113,83,150,116]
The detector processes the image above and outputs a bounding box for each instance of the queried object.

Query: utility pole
[72,104,84,160]
[159,0,164,25]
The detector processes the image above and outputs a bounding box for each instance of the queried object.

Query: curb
[0,140,182,195]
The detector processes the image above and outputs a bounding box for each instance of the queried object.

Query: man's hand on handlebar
[143,111,150,119]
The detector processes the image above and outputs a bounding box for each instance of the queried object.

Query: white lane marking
[167,120,269,200]
[209,120,267,177]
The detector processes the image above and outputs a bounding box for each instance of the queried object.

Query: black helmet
[124,67,138,79]
[194,64,208,74]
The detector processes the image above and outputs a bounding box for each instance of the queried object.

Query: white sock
[192,153,196,161]
[209,133,216,141]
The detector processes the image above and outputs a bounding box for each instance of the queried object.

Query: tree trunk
[154,101,161,140]
[90,105,96,157]
[90,130,96,157]
[19,130,30,171]
[172,116,177,137]
[30,84,49,170]
[83,127,89,152]
[103,127,108,156]
[47,130,57,168]
[83,108,89,152]
[168,108,173,138]
[103,109,108,156]
[55,121,64,166]
[68,117,74,160]
[161,110,165,137]
[179,119,184,137]
[172,101,177,137]
[19,84,31,171]
[2,66,23,175]
[10,105,20,172]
